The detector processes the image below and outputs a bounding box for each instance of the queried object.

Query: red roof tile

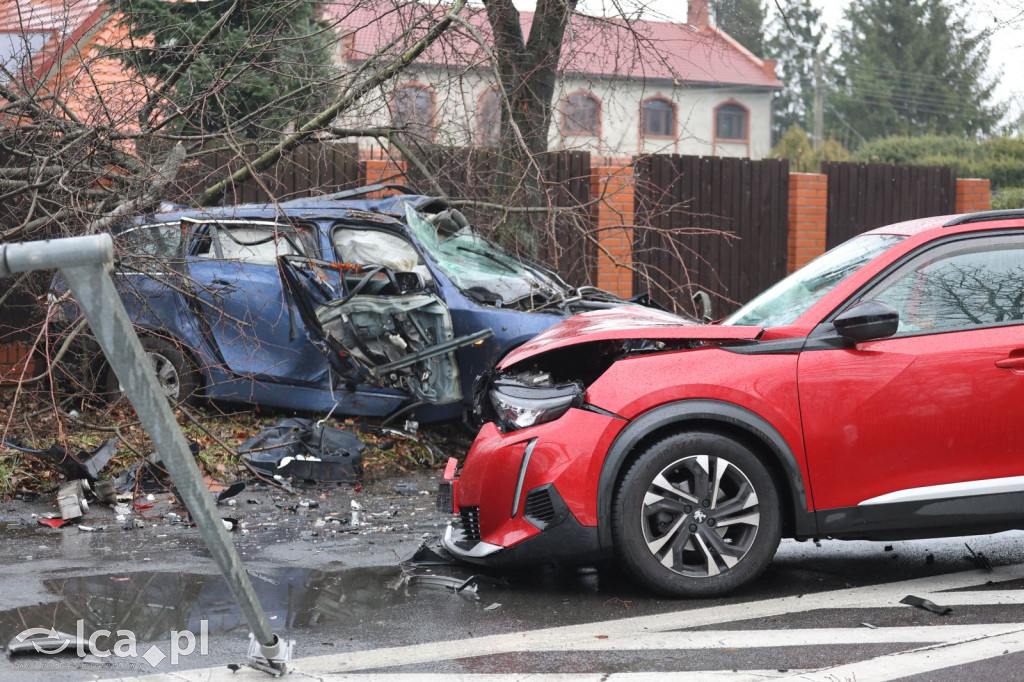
[322,1,781,89]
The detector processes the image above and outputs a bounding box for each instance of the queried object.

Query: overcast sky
[508,0,1024,127]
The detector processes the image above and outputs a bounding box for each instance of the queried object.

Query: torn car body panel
[498,306,763,369]
[53,190,661,421]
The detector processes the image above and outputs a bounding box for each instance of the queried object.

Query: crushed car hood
[498,306,763,368]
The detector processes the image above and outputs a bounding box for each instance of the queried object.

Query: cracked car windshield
[724,234,904,328]
[405,205,564,307]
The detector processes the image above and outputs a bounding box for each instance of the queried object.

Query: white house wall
[335,65,775,160]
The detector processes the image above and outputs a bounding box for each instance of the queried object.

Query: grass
[0,384,469,500]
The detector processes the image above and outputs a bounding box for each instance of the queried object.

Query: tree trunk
[483,0,578,255]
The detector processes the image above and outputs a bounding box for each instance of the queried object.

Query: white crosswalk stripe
[116,563,1024,682]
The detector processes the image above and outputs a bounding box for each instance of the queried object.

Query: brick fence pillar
[955,178,991,214]
[592,163,635,298]
[0,342,35,385]
[787,172,828,273]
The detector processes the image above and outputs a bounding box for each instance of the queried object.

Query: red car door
[798,234,1024,512]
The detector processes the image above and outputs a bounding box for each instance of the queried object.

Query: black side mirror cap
[834,300,900,343]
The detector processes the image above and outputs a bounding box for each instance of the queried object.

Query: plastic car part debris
[7,628,83,656]
[217,481,246,504]
[77,525,105,532]
[246,633,293,676]
[964,543,994,572]
[2,437,118,482]
[222,518,240,532]
[483,603,501,611]
[92,480,118,505]
[57,480,90,520]
[406,574,479,593]
[37,518,69,529]
[403,542,458,566]
[239,418,364,483]
[900,595,953,615]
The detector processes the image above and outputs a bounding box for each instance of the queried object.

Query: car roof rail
[318,183,420,201]
[943,209,1024,227]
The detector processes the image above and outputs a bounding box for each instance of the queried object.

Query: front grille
[459,506,481,545]
[524,488,556,529]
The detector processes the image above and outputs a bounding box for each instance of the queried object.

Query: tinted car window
[866,236,1024,333]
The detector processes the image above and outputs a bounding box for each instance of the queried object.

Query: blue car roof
[136,193,443,229]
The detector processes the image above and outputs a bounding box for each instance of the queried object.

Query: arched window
[641,97,675,137]
[478,87,501,147]
[715,102,748,141]
[561,92,600,136]
[393,84,435,133]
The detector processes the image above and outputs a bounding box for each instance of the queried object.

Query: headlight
[488,373,585,432]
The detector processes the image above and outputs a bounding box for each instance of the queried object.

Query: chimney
[762,59,777,79]
[689,0,710,29]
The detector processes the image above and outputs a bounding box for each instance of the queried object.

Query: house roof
[322,1,782,90]
[0,0,106,81]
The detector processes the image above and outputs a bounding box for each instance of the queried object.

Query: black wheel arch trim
[597,399,817,551]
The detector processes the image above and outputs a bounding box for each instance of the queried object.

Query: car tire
[612,431,781,597]
[104,335,200,407]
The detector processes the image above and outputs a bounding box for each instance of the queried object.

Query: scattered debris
[37,518,68,529]
[407,574,479,593]
[57,480,90,520]
[884,545,894,552]
[350,499,365,526]
[222,518,241,532]
[2,437,117,482]
[926,553,935,565]
[964,543,993,572]
[900,595,953,615]
[403,542,457,567]
[861,623,877,629]
[92,480,118,505]
[77,525,105,532]
[217,481,246,504]
[483,602,501,611]
[239,418,364,483]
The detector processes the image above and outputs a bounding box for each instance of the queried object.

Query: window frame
[640,96,676,139]
[826,231,1024,339]
[560,90,601,137]
[391,83,437,140]
[477,86,502,147]
[714,100,749,142]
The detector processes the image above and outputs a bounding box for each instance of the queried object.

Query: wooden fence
[173,142,365,205]
[633,155,790,316]
[822,162,957,249]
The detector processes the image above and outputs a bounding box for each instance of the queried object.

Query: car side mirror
[394,270,426,294]
[833,300,899,343]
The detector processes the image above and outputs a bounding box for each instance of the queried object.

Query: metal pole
[0,235,289,673]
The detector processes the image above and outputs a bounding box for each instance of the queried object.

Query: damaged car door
[281,220,491,405]
[184,219,328,388]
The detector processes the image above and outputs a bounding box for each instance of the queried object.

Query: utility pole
[813,51,824,151]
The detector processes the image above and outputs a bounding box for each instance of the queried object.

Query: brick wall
[593,164,635,298]
[955,178,991,214]
[787,173,828,273]
[0,343,35,385]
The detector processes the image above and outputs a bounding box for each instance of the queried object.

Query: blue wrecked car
[58,185,649,422]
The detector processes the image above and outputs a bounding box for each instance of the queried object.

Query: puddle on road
[0,565,477,646]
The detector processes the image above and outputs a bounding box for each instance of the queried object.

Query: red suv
[438,210,1024,596]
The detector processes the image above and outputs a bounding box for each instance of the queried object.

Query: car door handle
[995,356,1024,370]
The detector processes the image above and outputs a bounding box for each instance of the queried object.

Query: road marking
[114,564,1024,682]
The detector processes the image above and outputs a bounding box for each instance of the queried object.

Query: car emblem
[693,509,707,523]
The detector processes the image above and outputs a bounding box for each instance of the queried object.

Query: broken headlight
[488,372,585,432]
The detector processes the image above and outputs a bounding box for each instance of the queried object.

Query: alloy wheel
[640,454,760,578]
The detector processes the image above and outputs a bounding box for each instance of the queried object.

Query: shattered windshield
[405,205,566,306]
[723,233,905,328]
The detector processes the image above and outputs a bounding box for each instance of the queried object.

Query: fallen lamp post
[0,234,291,675]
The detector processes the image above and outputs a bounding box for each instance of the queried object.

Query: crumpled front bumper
[438,408,626,567]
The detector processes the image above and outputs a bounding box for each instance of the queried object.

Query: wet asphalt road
[1,472,1023,680]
